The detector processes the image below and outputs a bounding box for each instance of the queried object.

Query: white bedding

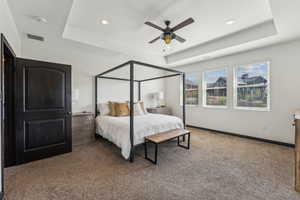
[96,113,183,159]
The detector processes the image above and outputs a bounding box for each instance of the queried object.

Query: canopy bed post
[95,77,98,115]
[182,73,186,128]
[129,61,135,162]
[138,81,141,101]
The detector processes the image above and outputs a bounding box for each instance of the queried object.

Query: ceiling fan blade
[145,21,165,32]
[149,36,161,43]
[171,18,194,32]
[174,34,186,43]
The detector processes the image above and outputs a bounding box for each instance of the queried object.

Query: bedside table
[147,107,172,115]
[72,112,95,146]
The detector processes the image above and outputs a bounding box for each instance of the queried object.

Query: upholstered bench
[144,129,190,164]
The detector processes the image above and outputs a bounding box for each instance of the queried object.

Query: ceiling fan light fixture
[164,34,172,44]
[145,18,194,45]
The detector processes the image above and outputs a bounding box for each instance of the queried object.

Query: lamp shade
[158,91,164,100]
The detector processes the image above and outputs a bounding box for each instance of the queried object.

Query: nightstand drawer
[147,107,172,115]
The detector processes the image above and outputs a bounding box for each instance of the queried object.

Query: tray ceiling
[63,0,273,56]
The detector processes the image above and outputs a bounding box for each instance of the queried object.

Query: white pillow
[138,102,148,114]
[98,103,110,116]
[133,103,144,116]
[142,104,148,114]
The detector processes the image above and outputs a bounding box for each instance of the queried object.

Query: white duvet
[96,113,184,159]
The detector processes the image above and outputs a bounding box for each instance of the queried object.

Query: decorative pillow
[98,103,110,116]
[114,102,130,116]
[109,101,117,116]
[133,103,144,116]
[139,102,148,114]
[126,101,147,115]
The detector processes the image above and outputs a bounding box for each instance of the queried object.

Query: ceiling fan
[145,18,194,45]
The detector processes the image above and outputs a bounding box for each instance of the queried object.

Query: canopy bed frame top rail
[95,60,186,162]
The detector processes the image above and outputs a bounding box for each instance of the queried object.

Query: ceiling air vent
[27,34,44,42]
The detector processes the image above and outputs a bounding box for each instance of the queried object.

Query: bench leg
[177,133,190,150]
[144,141,148,159]
[144,140,158,164]
[188,132,190,149]
[155,143,158,164]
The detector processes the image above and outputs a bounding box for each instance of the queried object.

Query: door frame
[0,33,16,199]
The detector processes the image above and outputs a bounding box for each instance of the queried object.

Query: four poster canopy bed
[95,60,188,163]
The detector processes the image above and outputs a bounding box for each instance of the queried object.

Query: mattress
[95,113,184,159]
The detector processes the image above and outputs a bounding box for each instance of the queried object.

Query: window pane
[203,68,227,106]
[237,63,268,86]
[185,73,199,105]
[186,89,198,105]
[235,62,269,109]
[237,86,268,107]
[206,89,227,105]
[204,68,228,89]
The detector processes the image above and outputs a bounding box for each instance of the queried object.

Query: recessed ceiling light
[226,19,236,25]
[30,15,48,23]
[101,19,109,25]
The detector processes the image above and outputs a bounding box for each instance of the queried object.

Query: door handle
[66,112,72,115]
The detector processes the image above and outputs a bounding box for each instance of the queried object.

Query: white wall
[0,0,21,55]
[98,80,164,108]
[21,38,164,113]
[165,39,300,144]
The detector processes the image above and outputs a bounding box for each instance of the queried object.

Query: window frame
[233,61,271,111]
[182,72,200,106]
[202,67,228,109]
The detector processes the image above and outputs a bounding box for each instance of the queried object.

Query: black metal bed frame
[95,60,186,162]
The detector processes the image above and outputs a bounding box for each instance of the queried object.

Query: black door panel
[24,118,66,151]
[15,58,71,164]
[25,67,66,111]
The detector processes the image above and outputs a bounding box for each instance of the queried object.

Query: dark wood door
[0,34,5,198]
[15,58,72,164]
[4,43,15,167]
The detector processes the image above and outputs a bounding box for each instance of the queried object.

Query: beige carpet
[4,128,300,200]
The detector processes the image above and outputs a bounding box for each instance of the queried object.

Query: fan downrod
[165,20,171,27]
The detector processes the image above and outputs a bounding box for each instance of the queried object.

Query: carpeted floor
[4,128,300,200]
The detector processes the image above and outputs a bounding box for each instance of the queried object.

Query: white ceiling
[64,0,273,56]
[165,0,300,66]
[7,0,300,66]
[7,0,73,45]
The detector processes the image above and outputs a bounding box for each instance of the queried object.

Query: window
[185,73,199,105]
[234,62,270,111]
[203,68,228,107]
